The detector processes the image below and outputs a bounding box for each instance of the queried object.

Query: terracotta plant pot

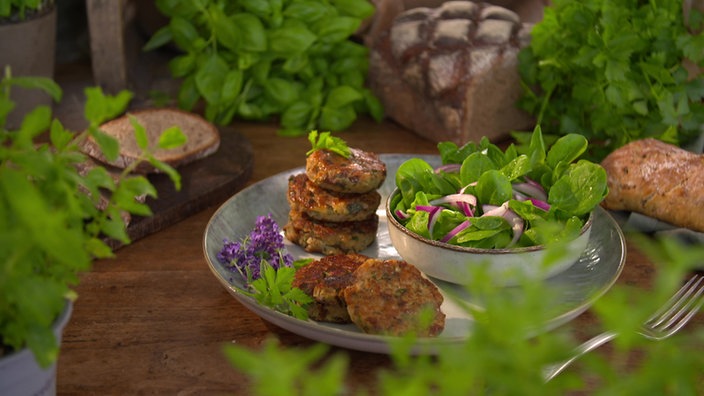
[0,4,57,129]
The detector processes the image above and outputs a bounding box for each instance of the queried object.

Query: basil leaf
[281,102,312,130]
[269,23,317,54]
[232,13,267,52]
[331,0,375,18]
[211,6,239,52]
[177,75,200,111]
[265,78,300,105]
[195,54,228,104]
[168,54,196,78]
[363,90,384,123]
[325,85,362,108]
[316,16,361,43]
[283,53,310,73]
[319,105,356,131]
[238,0,271,18]
[169,17,200,51]
[143,26,172,51]
[221,69,244,103]
[284,1,332,22]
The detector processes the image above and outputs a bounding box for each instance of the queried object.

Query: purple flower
[217,214,294,281]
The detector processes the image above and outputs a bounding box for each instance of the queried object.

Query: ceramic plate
[203,154,626,353]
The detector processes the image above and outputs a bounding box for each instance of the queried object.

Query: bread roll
[81,108,220,173]
[601,138,704,232]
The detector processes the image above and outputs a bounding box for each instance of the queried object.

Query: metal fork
[543,272,704,382]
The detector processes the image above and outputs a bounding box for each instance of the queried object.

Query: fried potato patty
[306,148,387,194]
[342,259,445,337]
[292,253,369,323]
[287,173,381,222]
[283,210,378,255]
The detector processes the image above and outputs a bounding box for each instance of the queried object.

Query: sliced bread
[81,108,221,173]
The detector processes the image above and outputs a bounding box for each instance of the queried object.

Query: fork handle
[543,331,618,382]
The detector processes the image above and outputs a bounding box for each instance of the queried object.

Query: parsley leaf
[306,130,351,158]
[244,259,313,320]
[518,0,704,160]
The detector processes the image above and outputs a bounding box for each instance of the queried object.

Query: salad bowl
[386,189,594,286]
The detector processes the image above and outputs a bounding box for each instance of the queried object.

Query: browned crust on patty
[283,210,378,255]
[292,253,370,323]
[306,148,387,193]
[287,173,381,222]
[342,259,445,337]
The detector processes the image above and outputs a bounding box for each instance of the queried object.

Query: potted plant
[143,0,383,136]
[0,67,185,395]
[0,0,57,129]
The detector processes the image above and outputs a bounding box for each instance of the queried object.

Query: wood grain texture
[106,127,254,249]
[86,0,129,92]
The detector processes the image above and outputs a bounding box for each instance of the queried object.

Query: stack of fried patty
[284,147,387,255]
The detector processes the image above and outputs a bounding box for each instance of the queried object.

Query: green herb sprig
[306,130,351,158]
[244,259,313,320]
[144,0,384,136]
[518,0,704,160]
[218,214,313,319]
[0,67,185,367]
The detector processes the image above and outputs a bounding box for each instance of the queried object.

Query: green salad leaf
[391,126,608,249]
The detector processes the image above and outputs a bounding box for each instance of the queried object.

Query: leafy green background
[518,0,704,160]
[145,0,383,136]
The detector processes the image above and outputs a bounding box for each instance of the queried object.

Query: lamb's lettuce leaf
[392,126,608,249]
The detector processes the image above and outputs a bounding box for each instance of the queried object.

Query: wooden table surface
[55,117,697,395]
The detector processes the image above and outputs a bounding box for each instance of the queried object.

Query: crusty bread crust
[81,108,220,173]
[601,138,704,232]
[367,1,535,144]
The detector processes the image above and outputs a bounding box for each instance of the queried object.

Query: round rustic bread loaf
[368,1,535,144]
[81,108,220,173]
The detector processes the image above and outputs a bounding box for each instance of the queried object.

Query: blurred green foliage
[224,235,704,395]
[0,67,184,367]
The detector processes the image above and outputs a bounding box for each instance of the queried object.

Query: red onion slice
[430,194,477,216]
[529,198,550,211]
[512,179,547,201]
[434,164,461,173]
[441,220,471,243]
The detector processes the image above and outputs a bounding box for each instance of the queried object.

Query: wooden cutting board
[114,126,254,249]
